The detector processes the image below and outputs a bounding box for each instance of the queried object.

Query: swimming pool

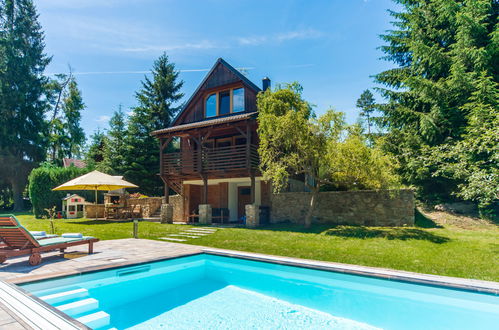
[21,254,499,329]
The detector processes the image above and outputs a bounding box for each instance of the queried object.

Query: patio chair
[0,214,99,266]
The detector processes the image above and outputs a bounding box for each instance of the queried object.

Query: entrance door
[237,186,252,220]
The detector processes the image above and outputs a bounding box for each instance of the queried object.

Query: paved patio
[0,239,203,284]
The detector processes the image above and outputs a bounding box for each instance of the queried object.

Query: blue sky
[36,0,398,136]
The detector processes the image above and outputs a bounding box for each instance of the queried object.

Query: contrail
[46,67,255,76]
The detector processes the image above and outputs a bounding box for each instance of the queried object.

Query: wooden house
[152,58,272,224]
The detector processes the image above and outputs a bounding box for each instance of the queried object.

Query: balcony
[162,144,259,178]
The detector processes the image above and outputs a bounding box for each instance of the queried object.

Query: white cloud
[121,40,221,53]
[237,29,323,46]
[96,115,111,123]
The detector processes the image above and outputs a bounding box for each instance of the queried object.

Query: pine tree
[85,129,108,169]
[124,54,183,195]
[375,0,498,203]
[101,106,127,174]
[356,89,375,135]
[46,73,86,164]
[0,0,51,210]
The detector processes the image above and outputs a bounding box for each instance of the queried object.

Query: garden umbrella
[52,170,138,204]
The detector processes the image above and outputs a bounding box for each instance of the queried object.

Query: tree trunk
[11,177,25,212]
[304,185,320,228]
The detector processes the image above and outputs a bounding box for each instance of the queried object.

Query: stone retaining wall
[271,189,414,226]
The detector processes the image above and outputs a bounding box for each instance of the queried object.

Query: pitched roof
[171,58,261,126]
[62,194,85,201]
[63,158,86,168]
[152,112,257,136]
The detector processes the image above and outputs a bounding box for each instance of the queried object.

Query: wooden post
[133,219,138,239]
[202,175,208,204]
[250,173,256,204]
[246,121,251,169]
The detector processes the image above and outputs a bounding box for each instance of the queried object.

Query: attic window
[206,93,217,117]
[204,87,245,118]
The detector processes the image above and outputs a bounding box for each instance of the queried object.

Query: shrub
[28,164,91,218]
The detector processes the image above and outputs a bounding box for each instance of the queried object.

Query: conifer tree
[356,89,376,135]
[124,54,184,195]
[375,0,498,203]
[101,106,127,175]
[0,0,50,210]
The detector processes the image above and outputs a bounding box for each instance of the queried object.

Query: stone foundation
[245,204,260,228]
[271,189,414,226]
[198,204,212,224]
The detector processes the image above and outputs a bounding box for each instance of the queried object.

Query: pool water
[21,254,499,330]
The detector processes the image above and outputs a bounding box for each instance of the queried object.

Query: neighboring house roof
[63,158,86,168]
[62,194,85,201]
[152,112,257,136]
[171,58,262,127]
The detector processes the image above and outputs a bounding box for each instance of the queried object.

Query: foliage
[46,72,86,164]
[257,83,399,227]
[0,0,51,210]
[375,0,498,208]
[28,164,90,217]
[123,53,183,195]
[85,129,108,169]
[356,89,376,136]
[100,106,128,175]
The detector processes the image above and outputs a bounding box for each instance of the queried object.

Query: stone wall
[270,189,414,226]
[85,204,105,218]
[128,197,162,218]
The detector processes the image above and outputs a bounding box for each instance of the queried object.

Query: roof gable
[172,58,261,126]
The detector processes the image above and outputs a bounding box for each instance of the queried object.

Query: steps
[41,287,112,329]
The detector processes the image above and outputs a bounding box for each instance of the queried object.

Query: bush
[28,164,91,218]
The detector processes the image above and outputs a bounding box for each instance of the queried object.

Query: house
[62,158,86,168]
[152,58,272,225]
[62,194,88,219]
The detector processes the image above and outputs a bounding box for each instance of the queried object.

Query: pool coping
[202,248,499,295]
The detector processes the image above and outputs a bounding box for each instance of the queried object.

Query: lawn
[8,210,499,282]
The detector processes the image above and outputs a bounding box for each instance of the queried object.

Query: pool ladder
[40,288,114,329]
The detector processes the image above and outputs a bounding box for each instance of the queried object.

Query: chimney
[262,77,271,91]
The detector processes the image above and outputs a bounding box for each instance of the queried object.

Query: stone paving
[159,227,218,242]
[0,238,203,284]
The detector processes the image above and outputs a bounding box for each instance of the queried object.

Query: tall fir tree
[124,54,184,195]
[0,0,50,210]
[356,89,376,135]
[101,106,127,175]
[375,0,498,204]
[46,73,86,164]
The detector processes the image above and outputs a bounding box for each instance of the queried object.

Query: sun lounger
[0,214,99,266]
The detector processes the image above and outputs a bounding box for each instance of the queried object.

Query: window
[204,87,246,118]
[219,90,231,115]
[69,205,76,212]
[232,88,244,112]
[77,205,83,212]
[206,93,217,117]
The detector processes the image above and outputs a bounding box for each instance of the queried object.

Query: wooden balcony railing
[162,144,259,177]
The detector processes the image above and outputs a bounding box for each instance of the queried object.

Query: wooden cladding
[162,144,259,178]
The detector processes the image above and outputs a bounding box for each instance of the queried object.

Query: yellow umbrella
[52,170,138,204]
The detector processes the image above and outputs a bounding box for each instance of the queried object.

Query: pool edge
[202,248,499,295]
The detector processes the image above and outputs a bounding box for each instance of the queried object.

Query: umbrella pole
[95,189,98,221]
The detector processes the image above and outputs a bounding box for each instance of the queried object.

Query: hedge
[28,165,92,218]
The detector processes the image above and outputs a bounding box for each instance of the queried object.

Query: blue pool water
[21,254,499,329]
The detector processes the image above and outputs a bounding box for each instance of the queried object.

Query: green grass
[7,212,499,282]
